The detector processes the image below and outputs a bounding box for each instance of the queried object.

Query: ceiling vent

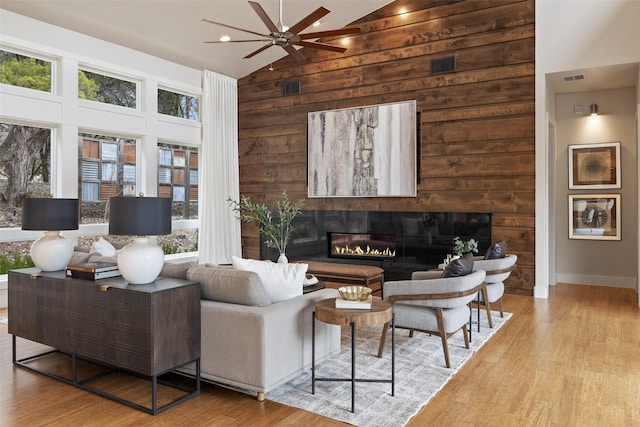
[282,81,301,96]
[562,74,585,82]
[430,57,456,74]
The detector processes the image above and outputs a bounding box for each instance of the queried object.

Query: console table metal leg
[351,321,356,413]
[152,375,158,414]
[391,313,395,396]
[312,311,316,395]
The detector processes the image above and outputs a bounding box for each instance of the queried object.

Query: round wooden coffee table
[312,298,394,413]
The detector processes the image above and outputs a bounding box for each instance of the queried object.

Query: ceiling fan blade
[287,6,330,35]
[202,18,269,38]
[297,40,347,53]
[244,43,274,59]
[298,27,361,40]
[283,45,306,62]
[205,39,271,44]
[248,1,280,33]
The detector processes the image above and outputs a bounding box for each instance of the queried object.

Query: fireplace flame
[333,244,396,258]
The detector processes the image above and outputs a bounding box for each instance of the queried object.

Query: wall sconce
[22,197,79,271]
[109,196,171,284]
[589,104,599,116]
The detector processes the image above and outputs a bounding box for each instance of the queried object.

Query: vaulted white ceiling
[1,0,393,79]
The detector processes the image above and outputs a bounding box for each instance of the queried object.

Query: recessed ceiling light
[220,35,230,42]
[313,20,320,27]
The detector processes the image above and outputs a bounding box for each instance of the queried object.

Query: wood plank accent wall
[237,0,535,295]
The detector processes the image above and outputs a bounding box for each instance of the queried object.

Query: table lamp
[108,196,171,284]
[22,197,79,271]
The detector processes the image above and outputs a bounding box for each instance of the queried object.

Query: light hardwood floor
[1,283,639,426]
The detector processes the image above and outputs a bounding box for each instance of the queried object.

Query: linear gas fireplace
[328,232,396,261]
[260,210,492,280]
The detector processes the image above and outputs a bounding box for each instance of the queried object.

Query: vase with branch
[228,191,304,263]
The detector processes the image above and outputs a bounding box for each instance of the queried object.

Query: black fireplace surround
[260,210,491,281]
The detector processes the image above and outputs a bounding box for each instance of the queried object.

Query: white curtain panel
[199,70,242,264]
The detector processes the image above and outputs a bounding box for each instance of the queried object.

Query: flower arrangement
[228,191,304,257]
[452,237,478,257]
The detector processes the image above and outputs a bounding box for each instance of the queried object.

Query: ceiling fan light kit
[203,0,360,62]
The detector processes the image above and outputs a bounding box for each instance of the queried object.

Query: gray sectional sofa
[69,250,342,401]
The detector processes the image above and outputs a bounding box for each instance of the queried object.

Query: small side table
[312,298,394,413]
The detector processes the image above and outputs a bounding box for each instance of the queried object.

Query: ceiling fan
[203,0,360,62]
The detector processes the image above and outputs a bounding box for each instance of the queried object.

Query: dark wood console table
[8,268,201,415]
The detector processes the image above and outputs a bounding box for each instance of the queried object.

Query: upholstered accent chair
[472,254,517,319]
[377,269,487,368]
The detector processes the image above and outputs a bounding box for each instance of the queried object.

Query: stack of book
[335,296,373,309]
[66,262,121,280]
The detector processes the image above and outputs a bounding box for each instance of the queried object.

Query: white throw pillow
[91,237,117,257]
[231,256,307,303]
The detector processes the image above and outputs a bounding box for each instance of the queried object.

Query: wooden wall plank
[237,0,536,295]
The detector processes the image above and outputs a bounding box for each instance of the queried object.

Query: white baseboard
[555,273,637,289]
[534,285,549,299]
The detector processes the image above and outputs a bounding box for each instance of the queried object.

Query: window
[158,88,199,121]
[78,134,137,224]
[0,49,53,93]
[78,68,137,109]
[157,143,198,219]
[0,123,51,263]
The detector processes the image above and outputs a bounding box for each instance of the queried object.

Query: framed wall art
[568,194,620,240]
[307,100,417,198]
[568,142,621,189]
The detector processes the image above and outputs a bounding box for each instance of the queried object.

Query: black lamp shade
[109,196,172,236]
[22,198,79,230]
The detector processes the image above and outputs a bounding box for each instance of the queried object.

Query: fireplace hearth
[260,210,491,280]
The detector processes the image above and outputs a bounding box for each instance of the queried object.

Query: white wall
[555,88,637,287]
[535,0,640,298]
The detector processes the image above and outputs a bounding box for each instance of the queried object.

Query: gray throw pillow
[441,252,474,278]
[484,240,507,260]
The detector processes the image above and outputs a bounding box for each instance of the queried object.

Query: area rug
[267,310,511,426]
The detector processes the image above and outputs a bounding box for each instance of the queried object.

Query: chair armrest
[411,270,443,280]
[384,270,486,299]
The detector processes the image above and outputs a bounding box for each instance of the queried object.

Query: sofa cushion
[231,256,306,304]
[161,261,197,280]
[484,240,507,260]
[441,252,474,278]
[87,254,118,264]
[68,251,93,265]
[187,265,271,307]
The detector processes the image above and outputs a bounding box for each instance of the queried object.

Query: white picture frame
[568,194,620,240]
[568,142,621,189]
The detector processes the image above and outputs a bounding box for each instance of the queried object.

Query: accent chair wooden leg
[481,285,494,328]
[436,308,451,368]
[462,324,470,349]
[256,392,265,401]
[377,322,390,358]
[498,298,504,317]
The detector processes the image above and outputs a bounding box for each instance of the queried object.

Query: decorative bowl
[338,285,372,301]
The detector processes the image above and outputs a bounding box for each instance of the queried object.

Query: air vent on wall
[562,74,585,82]
[282,81,301,96]
[430,56,456,74]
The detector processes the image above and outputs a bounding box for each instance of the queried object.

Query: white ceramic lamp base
[30,230,74,271]
[116,237,164,284]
